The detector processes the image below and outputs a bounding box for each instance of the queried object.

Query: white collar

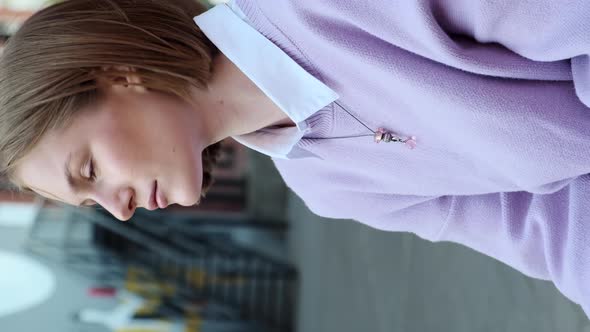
[193,2,338,159]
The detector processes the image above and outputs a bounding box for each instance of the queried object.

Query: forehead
[15,120,86,204]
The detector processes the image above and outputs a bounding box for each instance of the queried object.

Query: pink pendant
[404,136,417,149]
[375,128,417,149]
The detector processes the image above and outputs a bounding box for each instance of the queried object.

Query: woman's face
[15,83,208,221]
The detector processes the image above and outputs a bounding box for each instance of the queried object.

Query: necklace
[332,100,417,149]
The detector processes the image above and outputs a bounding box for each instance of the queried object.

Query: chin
[176,192,201,207]
[175,172,203,207]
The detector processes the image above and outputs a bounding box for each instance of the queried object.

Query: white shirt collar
[193,2,339,159]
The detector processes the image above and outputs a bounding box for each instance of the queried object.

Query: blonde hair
[0,0,222,197]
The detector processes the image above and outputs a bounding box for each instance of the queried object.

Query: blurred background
[0,1,589,331]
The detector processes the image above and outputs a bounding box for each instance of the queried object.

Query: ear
[100,65,147,94]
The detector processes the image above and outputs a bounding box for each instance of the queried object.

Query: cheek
[93,109,158,168]
[92,131,146,178]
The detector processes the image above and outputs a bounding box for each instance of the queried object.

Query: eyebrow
[28,185,68,206]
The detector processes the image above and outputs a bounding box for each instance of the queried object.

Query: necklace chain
[328,100,418,149]
[333,100,376,134]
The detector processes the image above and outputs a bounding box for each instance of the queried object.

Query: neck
[189,52,295,146]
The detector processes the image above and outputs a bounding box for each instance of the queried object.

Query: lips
[155,181,168,209]
[146,180,169,210]
[146,181,158,210]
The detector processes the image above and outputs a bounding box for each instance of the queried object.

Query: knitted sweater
[234,0,590,316]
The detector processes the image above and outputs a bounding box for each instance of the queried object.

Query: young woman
[1,0,590,319]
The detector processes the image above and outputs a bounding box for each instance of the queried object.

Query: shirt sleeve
[365,174,590,318]
[354,0,590,107]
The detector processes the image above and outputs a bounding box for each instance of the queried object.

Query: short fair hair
[0,0,223,197]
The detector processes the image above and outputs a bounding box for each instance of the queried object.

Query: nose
[94,186,136,221]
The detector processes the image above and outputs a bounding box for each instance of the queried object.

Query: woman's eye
[85,158,97,182]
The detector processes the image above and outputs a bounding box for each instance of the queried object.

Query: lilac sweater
[234,0,590,316]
